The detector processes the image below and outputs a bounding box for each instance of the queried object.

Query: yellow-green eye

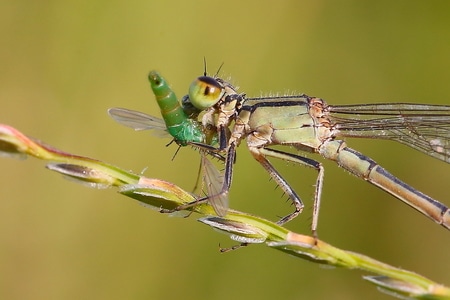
[188,76,225,110]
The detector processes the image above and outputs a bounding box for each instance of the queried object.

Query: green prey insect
[108,71,227,216]
[183,72,450,234]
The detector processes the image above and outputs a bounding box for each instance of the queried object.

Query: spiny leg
[248,147,303,225]
[159,196,211,214]
[250,147,324,236]
[219,242,248,253]
[190,142,238,215]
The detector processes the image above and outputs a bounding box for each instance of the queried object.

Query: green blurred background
[1,1,449,299]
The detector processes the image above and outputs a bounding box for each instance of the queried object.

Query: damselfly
[183,72,450,234]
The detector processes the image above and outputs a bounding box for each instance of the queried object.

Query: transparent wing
[108,107,169,138]
[328,103,450,163]
[201,153,228,217]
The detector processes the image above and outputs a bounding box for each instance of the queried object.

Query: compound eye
[188,76,224,110]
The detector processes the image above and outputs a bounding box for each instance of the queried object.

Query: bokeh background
[1,1,449,299]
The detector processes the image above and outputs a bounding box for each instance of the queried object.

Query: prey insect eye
[189,76,225,110]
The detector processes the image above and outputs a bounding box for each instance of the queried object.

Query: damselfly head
[188,76,226,110]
